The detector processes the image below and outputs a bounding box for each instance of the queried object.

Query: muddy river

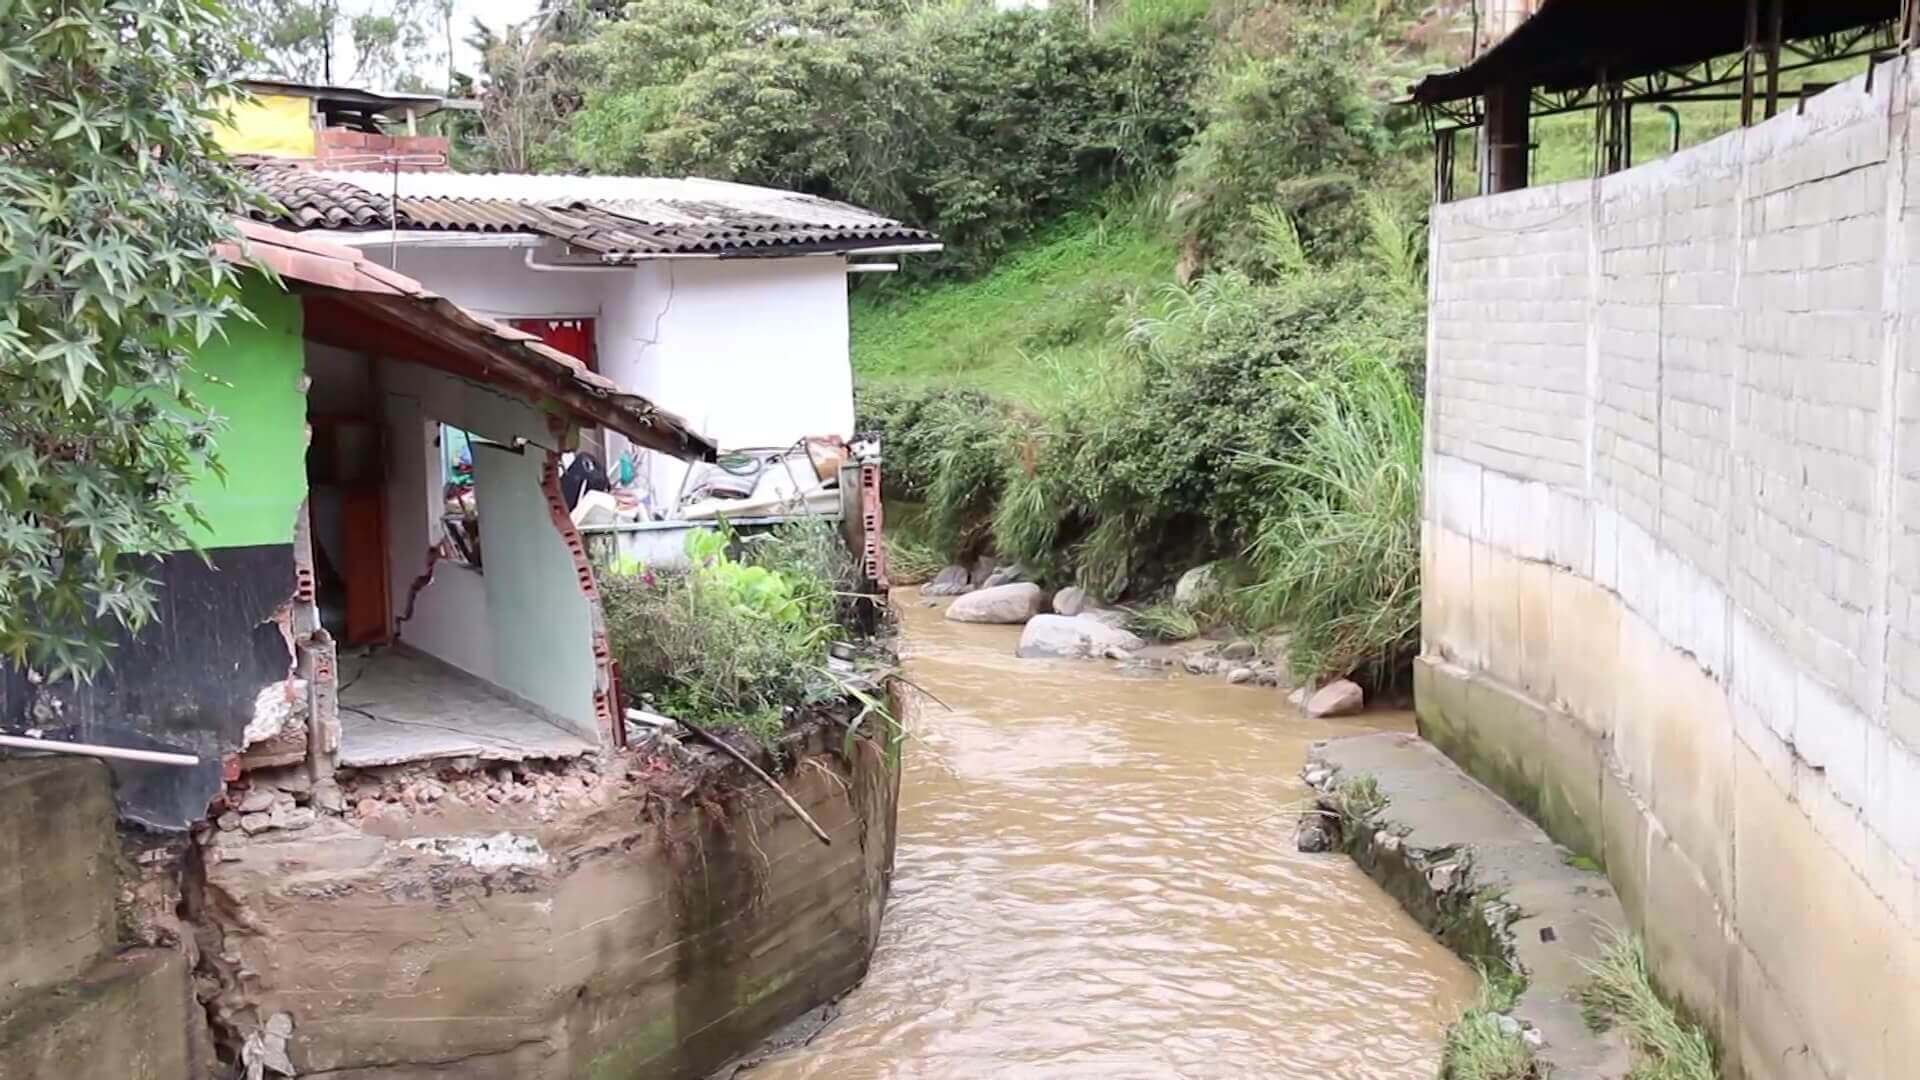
[750,592,1472,1079]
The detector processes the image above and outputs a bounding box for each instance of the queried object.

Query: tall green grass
[1581,932,1718,1080]
[1243,349,1422,686]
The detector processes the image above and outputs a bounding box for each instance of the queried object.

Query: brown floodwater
[749,592,1472,1079]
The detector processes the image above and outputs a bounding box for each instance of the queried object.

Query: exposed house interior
[298,298,605,768]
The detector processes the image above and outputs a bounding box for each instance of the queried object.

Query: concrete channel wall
[1421,62,1920,1080]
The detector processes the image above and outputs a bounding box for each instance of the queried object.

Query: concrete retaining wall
[199,723,899,1078]
[1422,61,1920,1080]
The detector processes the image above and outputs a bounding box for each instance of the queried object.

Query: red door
[509,318,597,372]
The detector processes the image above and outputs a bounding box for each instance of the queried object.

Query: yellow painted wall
[213,92,314,158]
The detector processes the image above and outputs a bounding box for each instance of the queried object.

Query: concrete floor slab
[338,648,596,767]
[1308,731,1634,1079]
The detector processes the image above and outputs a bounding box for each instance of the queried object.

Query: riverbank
[739,590,1472,1077]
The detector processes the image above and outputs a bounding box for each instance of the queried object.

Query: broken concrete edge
[1297,753,1545,1068]
[106,700,901,1077]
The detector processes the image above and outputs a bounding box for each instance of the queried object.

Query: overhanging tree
[0,0,257,680]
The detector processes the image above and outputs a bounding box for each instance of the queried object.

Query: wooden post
[1741,0,1760,126]
[1481,82,1531,194]
[1435,128,1457,204]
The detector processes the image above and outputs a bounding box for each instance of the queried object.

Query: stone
[236,789,275,814]
[1102,645,1134,661]
[1302,766,1333,789]
[1497,1015,1523,1039]
[1227,667,1255,684]
[271,806,317,831]
[1052,586,1089,617]
[1183,655,1219,676]
[217,811,242,832]
[922,565,973,597]
[1287,685,1311,707]
[945,583,1044,624]
[238,813,273,835]
[1016,614,1146,659]
[256,767,312,795]
[970,555,997,586]
[979,562,1032,589]
[1295,814,1335,853]
[1427,861,1460,893]
[1080,607,1131,629]
[1220,640,1257,661]
[265,1012,294,1038]
[311,779,345,815]
[355,798,383,818]
[1305,679,1365,718]
[1172,563,1219,608]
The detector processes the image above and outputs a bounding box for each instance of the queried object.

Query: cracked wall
[188,719,898,1079]
[1423,61,1920,1080]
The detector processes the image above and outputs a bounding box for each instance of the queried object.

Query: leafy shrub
[1170,17,1410,267]
[740,516,858,626]
[561,0,1210,273]
[1244,350,1423,688]
[601,528,839,740]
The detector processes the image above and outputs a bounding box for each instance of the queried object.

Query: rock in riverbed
[946,583,1045,624]
[1305,679,1365,718]
[1052,586,1089,616]
[1017,614,1145,659]
[922,565,974,597]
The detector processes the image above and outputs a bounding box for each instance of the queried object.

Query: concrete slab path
[1307,731,1634,1079]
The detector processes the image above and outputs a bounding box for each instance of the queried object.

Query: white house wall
[357,245,855,509]
[378,360,598,736]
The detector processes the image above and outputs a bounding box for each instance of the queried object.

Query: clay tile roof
[243,164,937,258]
[220,219,715,461]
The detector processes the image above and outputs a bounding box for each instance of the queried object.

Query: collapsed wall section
[1422,61,1920,1080]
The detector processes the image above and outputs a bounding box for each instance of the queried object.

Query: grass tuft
[1127,601,1201,642]
[886,533,946,586]
[1332,773,1387,823]
[1442,965,1538,1080]
[1580,931,1718,1080]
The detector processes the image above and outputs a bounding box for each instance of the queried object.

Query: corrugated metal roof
[220,219,716,460]
[246,165,936,257]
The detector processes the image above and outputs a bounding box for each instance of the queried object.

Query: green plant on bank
[1126,601,1201,643]
[1581,931,1718,1080]
[601,526,843,741]
[0,0,258,679]
[1443,964,1538,1080]
[1242,348,1423,688]
[1332,773,1387,824]
[884,532,946,587]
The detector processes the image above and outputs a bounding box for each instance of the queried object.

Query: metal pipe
[1657,105,1682,154]
[847,262,899,273]
[0,734,200,767]
[523,248,654,273]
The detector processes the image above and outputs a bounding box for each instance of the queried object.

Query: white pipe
[523,249,645,273]
[847,262,899,273]
[329,230,545,250]
[0,734,201,767]
[840,243,944,256]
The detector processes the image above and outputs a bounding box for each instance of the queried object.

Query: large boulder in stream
[1016,615,1146,659]
[1305,679,1365,718]
[945,583,1045,624]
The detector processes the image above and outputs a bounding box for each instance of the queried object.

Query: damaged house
[212,81,937,537]
[0,220,715,830]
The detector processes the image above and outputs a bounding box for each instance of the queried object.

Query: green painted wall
[183,274,308,549]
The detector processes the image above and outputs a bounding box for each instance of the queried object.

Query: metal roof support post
[1435,128,1457,204]
[1481,81,1531,195]
[1764,0,1786,119]
[1742,0,1761,126]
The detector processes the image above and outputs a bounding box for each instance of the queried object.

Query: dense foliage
[600,523,853,741]
[477,0,1209,272]
[0,0,256,679]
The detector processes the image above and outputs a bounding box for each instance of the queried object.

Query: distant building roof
[240,79,471,116]
[221,219,715,460]
[245,165,938,259]
[1409,0,1898,103]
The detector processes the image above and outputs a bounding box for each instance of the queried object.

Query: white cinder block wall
[1423,63,1920,1080]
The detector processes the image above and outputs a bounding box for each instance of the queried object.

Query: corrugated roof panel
[245,164,935,257]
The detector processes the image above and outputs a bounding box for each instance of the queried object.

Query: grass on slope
[850,202,1176,406]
